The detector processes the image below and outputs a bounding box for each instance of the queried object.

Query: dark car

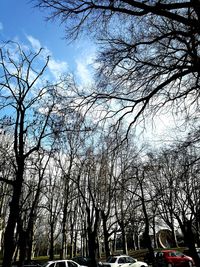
[72,256,92,267]
[156,250,194,267]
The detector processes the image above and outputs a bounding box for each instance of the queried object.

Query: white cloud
[26,34,68,78]
[76,60,92,86]
[48,58,68,78]
[26,35,42,51]
[75,49,96,86]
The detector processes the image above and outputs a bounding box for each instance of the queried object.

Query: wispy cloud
[76,60,92,86]
[48,58,68,78]
[26,35,41,51]
[75,49,96,86]
[26,34,68,78]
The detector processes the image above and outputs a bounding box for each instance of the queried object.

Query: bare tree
[149,145,200,266]
[35,0,200,139]
[68,142,104,267]
[43,162,63,260]
[0,41,60,267]
[0,129,14,250]
[79,151,101,267]
[135,166,156,267]
[98,141,119,258]
[15,148,55,265]
[113,148,135,255]
[55,112,91,259]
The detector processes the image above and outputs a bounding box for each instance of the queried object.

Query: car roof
[161,250,177,252]
[108,255,136,260]
[46,260,80,265]
[111,255,130,257]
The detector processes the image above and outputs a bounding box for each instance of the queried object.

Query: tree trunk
[88,230,98,267]
[152,215,158,248]
[2,174,23,267]
[171,225,178,248]
[27,218,35,261]
[60,182,69,259]
[18,228,27,267]
[112,231,117,253]
[175,215,200,267]
[74,229,78,256]
[61,230,67,260]
[2,214,17,267]
[49,223,54,260]
[102,211,110,258]
[140,171,155,267]
[70,223,74,258]
[184,220,200,267]
[86,207,99,267]
[27,168,44,262]
[121,222,127,255]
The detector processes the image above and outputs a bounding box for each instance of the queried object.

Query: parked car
[42,259,88,267]
[155,250,194,267]
[99,255,148,267]
[72,256,92,267]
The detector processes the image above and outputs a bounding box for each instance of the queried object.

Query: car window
[55,262,66,267]
[42,263,53,267]
[118,258,125,263]
[175,252,183,257]
[68,261,78,267]
[73,257,88,265]
[126,257,136,263]
[107,257,117,263]
[169,252,176,257]
[47,264,55,267]
[169,251,183,257]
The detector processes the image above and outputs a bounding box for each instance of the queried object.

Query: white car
[100,255,148,267]
[42,259,88,267]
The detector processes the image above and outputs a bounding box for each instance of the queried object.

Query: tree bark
[61,205,68,259]
[2,170,24,267]
[49,223,54,260]
[140,170,156,267]
[86,207,99,267]
[120,222,127,255]
[184,220,200,267]
[101,211,111,259]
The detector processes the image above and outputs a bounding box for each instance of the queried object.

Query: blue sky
[0,0,179,145]
[0,0,95,84]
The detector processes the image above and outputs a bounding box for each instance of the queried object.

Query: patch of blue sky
[0,0,96,143]
[0,0,96,86]
[0,1,181,148]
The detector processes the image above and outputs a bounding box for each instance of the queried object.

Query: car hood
[133,261,148,266]
[101,262,148,267]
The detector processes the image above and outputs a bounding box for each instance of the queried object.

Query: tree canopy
[36,0,200,137]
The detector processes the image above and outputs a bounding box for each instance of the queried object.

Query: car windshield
[107,257,117,263]
[73,257,88,264]
[169,251,184,257]
[42,263,52,267]
[126,257,136,263]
